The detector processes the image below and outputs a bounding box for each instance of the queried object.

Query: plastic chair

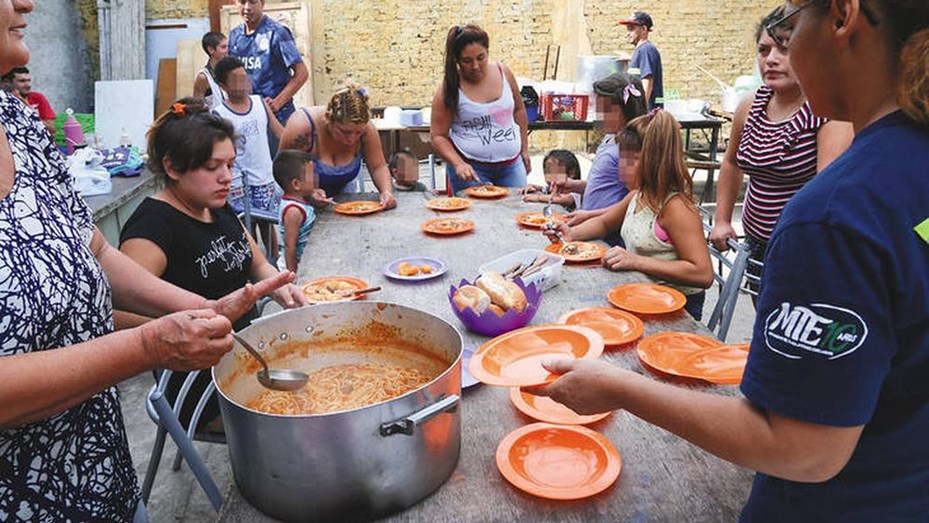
[703,232,751,342]
[139,369,224,512]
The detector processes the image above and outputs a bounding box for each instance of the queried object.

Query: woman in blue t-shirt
[527,2,929,520]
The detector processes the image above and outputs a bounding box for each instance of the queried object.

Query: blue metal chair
[139,370,224,512]
[704,236,751,342]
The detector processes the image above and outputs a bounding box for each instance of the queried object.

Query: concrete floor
[121,157,756,522]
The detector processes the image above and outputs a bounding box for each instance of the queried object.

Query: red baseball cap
[617,11,654,30]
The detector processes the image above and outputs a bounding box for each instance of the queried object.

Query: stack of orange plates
[607,283,686,315]
[636,332,749,384]
[467,325,604,387]
[558,307,644,347]
[496,423,621,500]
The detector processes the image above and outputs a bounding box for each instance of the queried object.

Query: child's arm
[604,196,713,288]
[553,192,576,209]
[281,206,304,273]
[568,192,634,241]
[264,97,286,143]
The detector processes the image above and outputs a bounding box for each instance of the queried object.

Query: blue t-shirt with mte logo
[228,15,303,123]
[740,111,929,521]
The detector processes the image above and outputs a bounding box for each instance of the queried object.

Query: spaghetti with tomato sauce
[248,362,435,415]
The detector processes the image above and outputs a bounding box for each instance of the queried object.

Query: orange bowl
[425,197,472,212]
[607,283,686,315]
[509,388,611,425]
[421,217,475,236]
[333,200,384,215]
[467,324,604,387]
[544,242,607,263]
[635,332,723,377]
[675,343,750,385]
[301,276,369,304]
[558,307,644,347]
[496,423,621,500]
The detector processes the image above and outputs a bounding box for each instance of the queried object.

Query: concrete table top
[218,190,753,522]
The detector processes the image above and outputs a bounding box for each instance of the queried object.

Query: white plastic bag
[67,147,112,196]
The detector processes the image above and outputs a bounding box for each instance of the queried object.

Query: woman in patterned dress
[0,1,295,520]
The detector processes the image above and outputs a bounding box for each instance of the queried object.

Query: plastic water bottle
[62,108,85,155]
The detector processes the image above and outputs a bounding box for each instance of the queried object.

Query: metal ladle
[232,333,308,391]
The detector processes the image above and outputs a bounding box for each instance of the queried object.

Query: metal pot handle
[379,394,460,437]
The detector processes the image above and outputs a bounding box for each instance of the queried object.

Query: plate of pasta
[422,217,475,236]
[301,276,369,304]
[334,200,384,215]
[516,211,565,229]
[544,242,606,263]
[384,257,448,281]
[464,185,509,199]
[425,197,472,212]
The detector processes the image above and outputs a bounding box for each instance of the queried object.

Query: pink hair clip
[622,83,642,104]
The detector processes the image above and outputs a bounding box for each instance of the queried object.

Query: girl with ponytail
[544,110,713,320]
[528,2,929,520]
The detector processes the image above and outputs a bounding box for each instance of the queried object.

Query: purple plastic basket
[447,277,543,337]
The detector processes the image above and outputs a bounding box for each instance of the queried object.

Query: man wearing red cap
[618,12,663,110]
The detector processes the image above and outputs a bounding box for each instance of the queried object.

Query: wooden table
[217,191,753,522]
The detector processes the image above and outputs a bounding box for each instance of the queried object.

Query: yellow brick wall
[307,1,771,108]
[146,0,210,20]
[145,1,774,151]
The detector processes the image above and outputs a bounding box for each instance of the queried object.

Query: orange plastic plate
[467,325,604,387]
[496,423,622,500]
[509,388,611,425]
[558,307,645,347]
[635,332,724,378]
[675,343,750,385]
[421,217,475,236]
[516,211,565,229]
[333,200,384,215]
[425,197,472,212]
[544,242,607,263]
[465,185,509,199]
[301,276,369,304]
[607,283,687,315]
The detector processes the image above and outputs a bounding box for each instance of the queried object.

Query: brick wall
[145,1,774,151]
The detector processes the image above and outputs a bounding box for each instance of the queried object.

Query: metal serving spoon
[232,333,308,391]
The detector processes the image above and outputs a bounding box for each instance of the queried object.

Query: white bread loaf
[476,272,528,313]
[453,285,491,314]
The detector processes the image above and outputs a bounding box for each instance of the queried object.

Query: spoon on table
[231,333,308,391]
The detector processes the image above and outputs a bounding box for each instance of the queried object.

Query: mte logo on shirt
[764,302,868,360]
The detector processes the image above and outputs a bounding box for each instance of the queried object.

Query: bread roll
[476,272,528,313]
[453,285,491,314]
[488,303,506,317]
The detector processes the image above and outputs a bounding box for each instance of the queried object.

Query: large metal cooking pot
[213,302,463,522]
